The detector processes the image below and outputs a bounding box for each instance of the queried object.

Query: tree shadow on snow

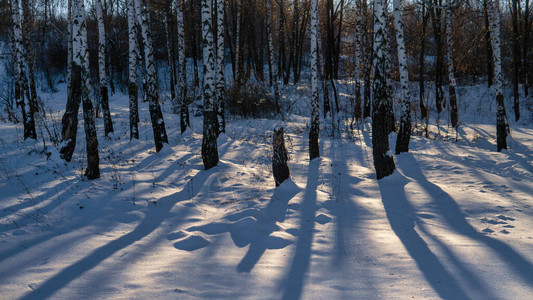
[329,139,366,265]
[18,166,217,300]
[186,177,300,272]
[378,170,472,300]
[397,154,533,287]
[280,158,319,300]
[236,178,300,272]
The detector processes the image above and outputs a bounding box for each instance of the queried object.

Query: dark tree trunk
[431,3,444,114]
[128,82,139,139]
[81,70,101,180]
[272,127,290,187]
[60,69,81,162]
[449,85,458,127]
[100,85,113,136]
[496,93,507,151]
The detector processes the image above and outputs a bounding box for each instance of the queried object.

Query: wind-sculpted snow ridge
[0,84,533,299]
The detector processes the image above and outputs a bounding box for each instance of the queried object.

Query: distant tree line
[1,0,531,180]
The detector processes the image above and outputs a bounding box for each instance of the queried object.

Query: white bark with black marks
[127,0,139,139]
[372,0,395,179]
[393,0,411,153]
[10,0,36,140]
[488,0,508,151]
[137,0,168,152]
[353,0,363,120]
[445,1,458,128]
[176,0,188,133]
[309,0,319,160]
[201,0,219,169]
[216,0,225,135]
[95,0,113,136]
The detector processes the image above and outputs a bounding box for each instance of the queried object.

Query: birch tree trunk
[431,2,445,114]
[127,0,139,139]
[523,0,531,96]
[488,0,508,152]
[95,0,113,137]
[234,0,241,85]
[353,0,362,120]
[362,0,372,119]
[216,0,225,135]
[176,0,189,133]
[419,3,428,121]
[309,0,319,160]
[483,0,494,87]
[67,0,73,104]
[60,0,79,162]
[372,0,395,179]
[393,0,412,153]
[164,3,176,104]
[267,0,281,113]
[137,0,168,152]
[445,1,458,128]
[201,0,219,169]
[11,0,36,140]
[63,0,99,179]
[20,0,37,115]
[511,0,520,120]
[79,0,100,179]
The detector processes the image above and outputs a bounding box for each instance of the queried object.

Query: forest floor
[1,83,533,299]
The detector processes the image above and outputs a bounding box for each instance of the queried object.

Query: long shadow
[236,179,300,272]
[328,139,365,265]
[19,166,217,300]
[398,154,533,286]
[280,158,319,300]
[0,172,78,223]
[378,171,471,299]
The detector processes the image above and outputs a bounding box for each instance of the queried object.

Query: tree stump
[272,127,290,187]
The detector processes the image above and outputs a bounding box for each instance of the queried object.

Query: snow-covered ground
[1,82,533,299]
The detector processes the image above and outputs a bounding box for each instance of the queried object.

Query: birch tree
[353,0,363,120]
[176,0,189,133]
[431,1,445,116]
[20,0,37,116]
[488,0,508,151]
[164,0,176,103]
[201,0,219,169]
[393,0,411,153]
[95,0,113,137]
[309,0,319,160]
[234,0,241,84]
[60,0,99,179]
[511,0,520,120]
[136,0,168,152]
[11,0,36,140]
[216,0,225,134]
[127,0,139,139]
[445,1,458,129]
[267,0,281,113]
[372,0,395,179]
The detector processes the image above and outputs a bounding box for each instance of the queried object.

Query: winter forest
[1,0,533,297]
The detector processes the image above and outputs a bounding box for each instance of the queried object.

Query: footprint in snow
[497,215,515,221]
